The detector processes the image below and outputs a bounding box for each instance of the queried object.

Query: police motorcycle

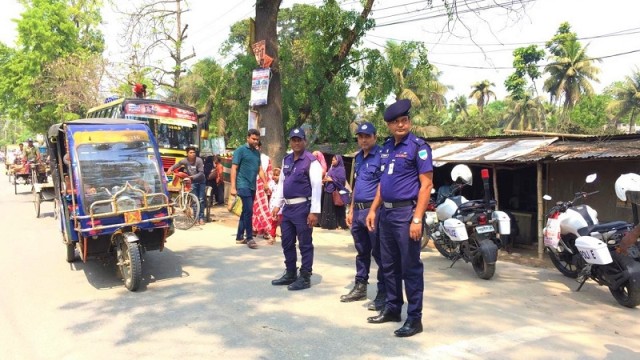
[615,173,640,260]
[431,165,511,280]
[542,174,635,277]
[543,174,640,307]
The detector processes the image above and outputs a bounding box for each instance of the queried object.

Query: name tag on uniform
[387,162,394,175]
[395,153,408,158]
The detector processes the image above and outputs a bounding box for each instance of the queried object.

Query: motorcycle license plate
[476,225,494,234]
[425,211,437,222]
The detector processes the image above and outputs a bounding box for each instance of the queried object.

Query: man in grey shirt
[167,146,206,225]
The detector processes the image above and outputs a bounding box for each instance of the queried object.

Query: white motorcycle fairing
[443,218,468,242]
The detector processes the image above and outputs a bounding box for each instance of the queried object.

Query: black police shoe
[394,318,423,337]
[271,269,297,286]
[367,309,401,324]
[340,281,367,302]
[367,291,386,311]
[287,270,311,291]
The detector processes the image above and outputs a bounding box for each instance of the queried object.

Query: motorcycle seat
[578,221,632,236]
[458,199,496,213]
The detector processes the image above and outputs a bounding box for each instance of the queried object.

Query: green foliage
[469,80,496,114]
[505,45,544,100]
[0,0,104,134]
[216,3,375,146]
[543,37,600,110]
[502,94,546,131]
[545,22,577,57]
[569,94,611,131]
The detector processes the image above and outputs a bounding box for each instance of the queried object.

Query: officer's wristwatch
[412,218,421,224]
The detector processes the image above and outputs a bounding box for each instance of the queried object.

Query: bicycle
[170,172,200,230]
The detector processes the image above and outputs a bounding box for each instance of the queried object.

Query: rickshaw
[48,119,174,291]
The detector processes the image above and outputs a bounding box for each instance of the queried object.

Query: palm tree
[503,94,547,131]
[607,70,640,133]
[469,80,496,114]
[449,95,469,118]
[543,39,600,110]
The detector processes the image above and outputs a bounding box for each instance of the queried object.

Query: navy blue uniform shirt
[353,145,382,203]
[379,132,433,202]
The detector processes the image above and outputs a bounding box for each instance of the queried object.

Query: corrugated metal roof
[517,138,640,162]
[430,137,557,165]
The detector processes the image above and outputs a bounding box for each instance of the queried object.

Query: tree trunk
[255,0,285,166]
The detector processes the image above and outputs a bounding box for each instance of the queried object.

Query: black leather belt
[383,200,416,209]
[354,202,373,210]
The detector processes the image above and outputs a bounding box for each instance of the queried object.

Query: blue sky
[2,0,639,100]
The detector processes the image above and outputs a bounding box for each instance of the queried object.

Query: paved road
[1,179,639,359]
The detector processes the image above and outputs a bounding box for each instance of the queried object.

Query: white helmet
[451,164,472,185]
[615,173,640,201]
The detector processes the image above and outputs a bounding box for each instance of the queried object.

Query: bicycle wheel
[174,192,199,230]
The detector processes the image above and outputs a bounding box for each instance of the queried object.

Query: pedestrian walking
[270,128,323,290]
[166,146,206,225]
[365,99,434,338]
[230,129,270,249]
[340,122,386,311]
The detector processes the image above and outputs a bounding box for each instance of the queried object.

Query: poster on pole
[250,68,271,106]
[210,136,226,155]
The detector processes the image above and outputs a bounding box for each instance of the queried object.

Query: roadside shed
[427,132,640,259]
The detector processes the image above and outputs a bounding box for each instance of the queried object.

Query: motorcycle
[543,174,633,277]
[431,165,511,280]
[543,173,640,308]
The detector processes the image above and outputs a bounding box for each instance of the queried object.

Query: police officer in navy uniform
[340,122,387,310]
[365,99,434,337]
[270,128,323,290]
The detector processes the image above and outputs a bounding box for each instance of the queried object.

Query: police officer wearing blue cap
[365,99,433,337]
[270,128,324,290]
[340,122,387,310]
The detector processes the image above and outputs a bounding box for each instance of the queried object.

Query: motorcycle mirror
[543,195,552,201]
[585,173,597,184]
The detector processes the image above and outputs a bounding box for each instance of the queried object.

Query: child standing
[267,167,282,244]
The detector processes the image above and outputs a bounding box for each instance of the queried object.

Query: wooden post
[537,162,544,259]
[492,164,499,210]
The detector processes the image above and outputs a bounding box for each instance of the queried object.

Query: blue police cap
[356,122,376,135]
[383,99,411,122]
[289,128,306,140]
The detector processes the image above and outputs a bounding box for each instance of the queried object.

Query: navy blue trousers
[379,206,424,320]
[350,207,385,292]
[280,201,314,273]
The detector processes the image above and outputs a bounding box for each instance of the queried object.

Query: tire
[434,235,457,260]
[548,247,583,278]
[174,192,199,230]
[472,251,496,280]
[117,240,142,291]
[34,188,41,218]
[608,252,640,308]
[66,242,76,263]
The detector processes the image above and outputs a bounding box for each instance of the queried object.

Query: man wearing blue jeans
[231,129,270,249]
